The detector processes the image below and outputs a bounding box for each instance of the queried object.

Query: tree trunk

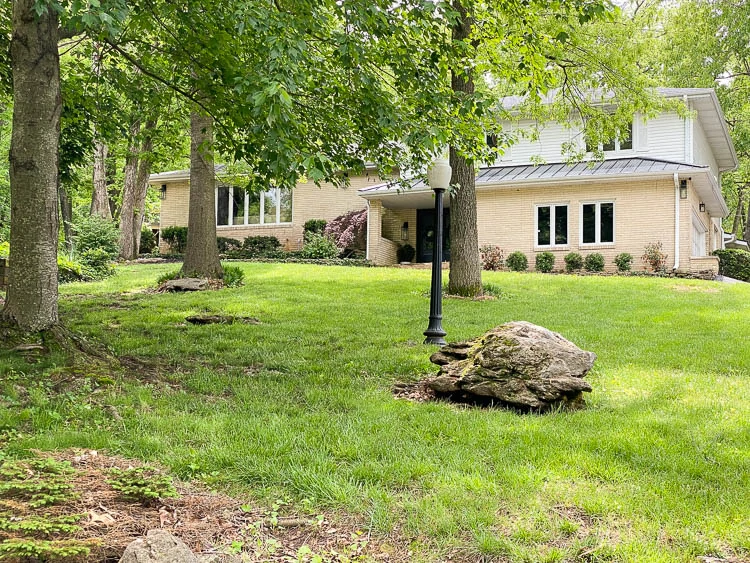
[132,120,156,256]
[182,111,222,278]
[118,120,141,260]
[90,138,111,218]
[731,185,744,237]
[447,1,482,297]
[745,192,750,244]
[2,0,60,331]
[59,182,73,254]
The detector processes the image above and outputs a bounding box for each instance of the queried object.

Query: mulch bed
[2,450,413,562]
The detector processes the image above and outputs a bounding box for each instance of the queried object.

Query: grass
[2,263,749,562]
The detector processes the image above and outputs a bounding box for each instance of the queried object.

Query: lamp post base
[424,323,447,346]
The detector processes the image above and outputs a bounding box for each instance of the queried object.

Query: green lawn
[2,263,749,562]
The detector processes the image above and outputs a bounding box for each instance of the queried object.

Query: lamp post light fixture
[423,156,451,346]
[401,221,409,241]
[160,184,167,200]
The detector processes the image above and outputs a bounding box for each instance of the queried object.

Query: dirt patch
[670,284,720,293]
[1,450,412,562]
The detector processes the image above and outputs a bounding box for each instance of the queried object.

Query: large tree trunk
[745,192,750,244]
[90,138,111,218]
[118,120,141,260]
[2,0,60,331]
[132,120,156,256]
[447,1,482,297]
[182,111,222,278]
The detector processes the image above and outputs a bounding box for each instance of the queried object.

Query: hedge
[713,249,750,282]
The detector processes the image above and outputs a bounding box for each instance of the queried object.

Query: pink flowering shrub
[324,209,367,251]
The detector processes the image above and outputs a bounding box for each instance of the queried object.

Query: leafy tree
[653,0,750,241]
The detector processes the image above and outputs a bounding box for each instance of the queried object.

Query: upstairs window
[536,204,568,247]
[587,122,633,153]
[216,186,292,226]
[581,202,615,244]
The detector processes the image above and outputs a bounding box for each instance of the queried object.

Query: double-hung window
[586,122,633,153]
[536,204,568,247]
[581,201,615,245]
[216,186,292,226]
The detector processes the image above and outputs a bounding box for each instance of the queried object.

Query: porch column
[367,200,385,265]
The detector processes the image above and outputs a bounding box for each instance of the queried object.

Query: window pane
[264,190,278,224]
[619,124,632,150]
[217,186,229,226]
[602,137,616,152]
[232,189,245,225]
[555,205,568,245]
[582,204,596,243]
[248,192,261,225]
[600,202,614,243]
[279,189,292,223]
[537,206,550,246]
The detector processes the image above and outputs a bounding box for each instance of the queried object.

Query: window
[581,202,615,244]
[536,204,568,246]
[692,214,707,257]
[216,186,292,226]
[587,122,633,153]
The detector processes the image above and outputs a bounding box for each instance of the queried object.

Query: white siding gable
[692,118,719,180]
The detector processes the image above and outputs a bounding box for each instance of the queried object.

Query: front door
[416,208,450,263]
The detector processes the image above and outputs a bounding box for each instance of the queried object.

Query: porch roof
[358,157,728,216]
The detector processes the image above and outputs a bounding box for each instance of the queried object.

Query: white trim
[534,203,569,247]
[579,200,616,246]
[673,173,680,270]
[228,188,234,226]
[365,200,371,260]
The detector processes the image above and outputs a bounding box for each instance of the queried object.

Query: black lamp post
[424,157,451,346]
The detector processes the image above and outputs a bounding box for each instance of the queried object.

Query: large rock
[119,529,199,563]
[427,321,596,412]
[163,278,208,292]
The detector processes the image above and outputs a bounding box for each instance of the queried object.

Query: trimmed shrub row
[483,250,635,273]
[713,249,750,282]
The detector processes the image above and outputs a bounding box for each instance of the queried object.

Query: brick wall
[158,173,383,253]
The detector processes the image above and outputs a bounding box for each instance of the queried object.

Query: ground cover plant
[1,263,749,562]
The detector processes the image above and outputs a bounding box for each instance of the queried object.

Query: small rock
[163,278,208,292]
[119,529,198,563]
[427,321,596,412]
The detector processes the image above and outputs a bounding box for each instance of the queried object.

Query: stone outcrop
[119,529,198,563]
[428,321,596,412]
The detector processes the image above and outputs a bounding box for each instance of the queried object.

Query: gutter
[673,173,680,271]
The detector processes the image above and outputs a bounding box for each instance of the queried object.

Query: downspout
[365,200,370,261]
[673,173,680,271]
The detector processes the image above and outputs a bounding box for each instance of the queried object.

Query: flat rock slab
[428,321,595,412]
[163,278,208,292]
[119,529,198,563]
[186,315,260,325]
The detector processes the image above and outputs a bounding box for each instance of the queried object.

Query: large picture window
[216,186,292,226]
[536,204,568,247]
[581,201,615,244]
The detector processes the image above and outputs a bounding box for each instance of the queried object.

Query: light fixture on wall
[401,222,409,241]
[679,179,688,199]
[699,202,706,213]
[160,184,167,200]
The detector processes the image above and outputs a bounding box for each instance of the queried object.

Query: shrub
[139,228,157,254]
[57,256,84,283]
[506,251,528,272]
[480,245,504,271]
[0,241,8,260]
[584,253,605,272]
[713,249,750,282]
[242,235,281,257]
[300,233,339,259]
[222,265,245,287]
[156,269,181,285]
[303,219,327,242]
[161,226,188,253]
[614,252,633,272]
[79,248,115,280]
[535,251,555,273]
[324,209,367,251]
[107,466,178,505]
[397,244,416,263]
[73,214,119,259]
[217,237,242,253]
[642,241,668,272]
[564,252,584,273]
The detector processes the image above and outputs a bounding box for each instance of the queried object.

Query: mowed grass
[2,263,749,562]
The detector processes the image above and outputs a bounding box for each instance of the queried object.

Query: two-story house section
[361,88,738,273]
